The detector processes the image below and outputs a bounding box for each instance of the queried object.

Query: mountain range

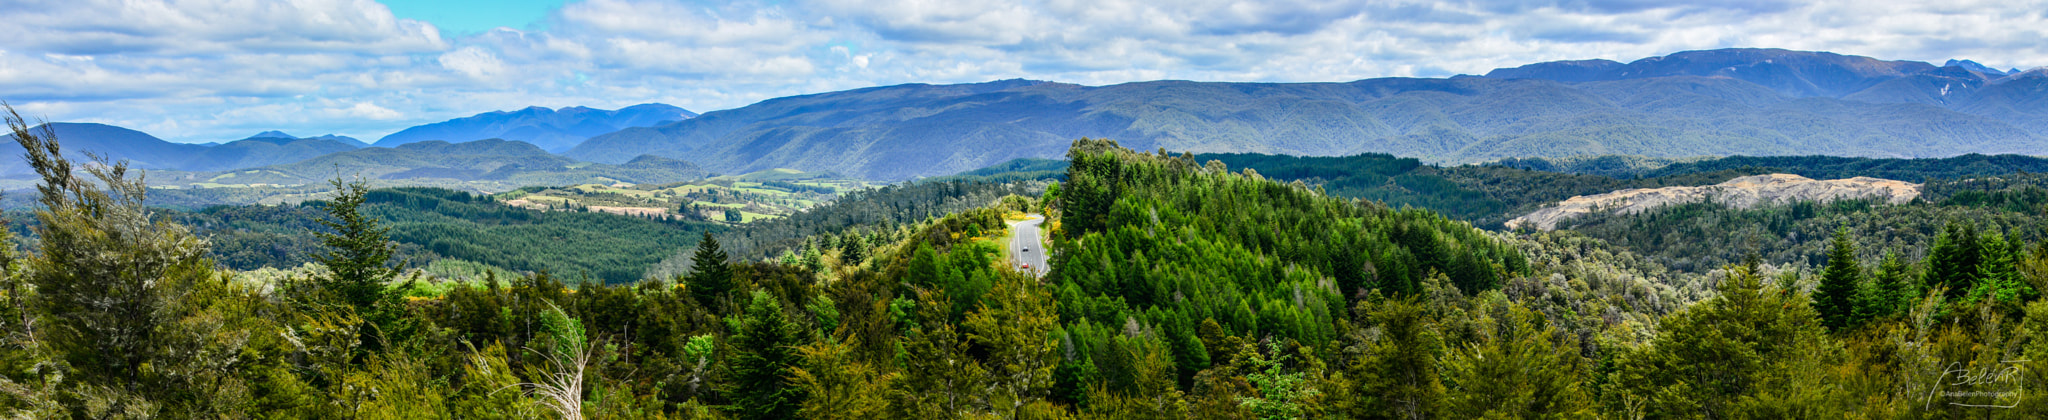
[12,48,2046,183]
[372,104,696,152]
[567,48,2048,180]
[1,124,364,177]
[160,139,708,188]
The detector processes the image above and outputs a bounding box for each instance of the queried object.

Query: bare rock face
[1506,174,1920,230]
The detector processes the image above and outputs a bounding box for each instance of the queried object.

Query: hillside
[150,139,710,193]
[374,103,697,151]
[494,168,876,223]
[0,123,206,176]
[0,124,367,176]
[1495,153,2048,181]
[1505,174,1921,230]
[567,49,2048,180]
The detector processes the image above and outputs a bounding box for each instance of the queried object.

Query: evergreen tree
[1967,231,2034,308]
[686,232,734,308]
[1814,227,1862,331]
[1619,263,1840,418]
[1442,301,1593,419]
[1924,222,1983,298]
[839,231,866,266]
[1350,298,1444,419]
[310,177,405,312]
[723,290,811,420]
[1855,251,1912,322]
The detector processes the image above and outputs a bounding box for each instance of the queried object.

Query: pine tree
[723,290,811,420]
[686,232,734,308]
[1856,251,1912,322]
[839,231,866,266]
[1814,227,1862,331]
[1350,298,1444,419]
[1925,222,1983,298]
[1967,231,2034,308]
[310,177,404,312]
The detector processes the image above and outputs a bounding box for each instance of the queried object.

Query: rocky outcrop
[1506,174,1920,230]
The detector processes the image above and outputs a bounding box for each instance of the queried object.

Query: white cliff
[1506,174,1920,230]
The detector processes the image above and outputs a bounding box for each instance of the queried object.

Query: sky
[1,0,2044,144]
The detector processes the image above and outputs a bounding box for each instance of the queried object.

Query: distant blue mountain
[373,103,695,152]
[1945,59,2009,75]
[567,49,2048,180]
[238,131,370,148]
[0,124,368,176]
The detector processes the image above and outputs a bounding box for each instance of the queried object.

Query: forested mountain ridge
[146,138,711,191]
[373,103,697,152]
[0,123,378,179]
[567,48,2048,180]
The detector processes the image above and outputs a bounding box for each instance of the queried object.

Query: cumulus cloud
[0,0,2045,142]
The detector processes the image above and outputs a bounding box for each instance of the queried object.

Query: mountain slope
[374,103,697,151]
[179,138,709,188]
[0,123,207,176]
[568,61,2047,180]
[183,136,364,171]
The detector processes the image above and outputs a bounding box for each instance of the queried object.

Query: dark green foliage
[1814,227,1862,331]
[1347,297,1445,419]
[1049,139,1527,410]
[1184,152,1757,228]
[310,177,405,311]
[1854,251,1914,322]
[687,232,735,308]
[1616,263,1836,418]
[722,290,812,420]
[1926,222,1985,299]
[363,187,716,283]
[1557,196,2045,273]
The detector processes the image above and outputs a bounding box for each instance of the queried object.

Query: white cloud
[439,47,508,79]
[343,102,405,120]
[0,0,2044,143]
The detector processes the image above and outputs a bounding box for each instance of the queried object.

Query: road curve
[1007,215,1049,276]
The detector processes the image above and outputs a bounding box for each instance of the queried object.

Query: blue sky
[383,0,565,35]
[1,0,2044,143]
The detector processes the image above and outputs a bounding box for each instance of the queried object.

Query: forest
[5,106,2048,418]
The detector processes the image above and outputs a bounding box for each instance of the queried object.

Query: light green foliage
[1235,341,1318,420]
[1441,296,1594,419]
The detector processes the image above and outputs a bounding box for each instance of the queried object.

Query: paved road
[1008,215,1049,276]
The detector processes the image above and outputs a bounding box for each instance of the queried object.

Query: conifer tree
[1925,222,1983,299]
[1967,231,2033,307]
[723,290,811,420]
[311,177,404,313]
[1350,298,1444,419]
[1856,251,1912,322]
[838,231,866,266]
[686,232,734,308]
[1814,227,1862,331]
